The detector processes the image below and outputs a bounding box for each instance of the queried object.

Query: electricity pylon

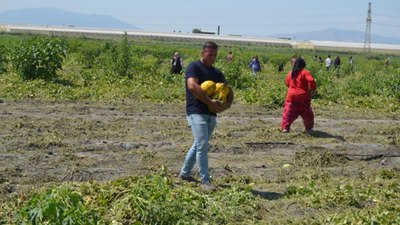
[364,1,372,53]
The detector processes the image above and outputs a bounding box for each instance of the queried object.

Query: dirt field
[0,99,399,222]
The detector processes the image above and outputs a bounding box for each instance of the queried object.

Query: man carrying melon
[179,41,234,191]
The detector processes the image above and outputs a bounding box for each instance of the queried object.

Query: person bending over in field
[226,51,234,63]
[281,57,316,133]
[179,41,234,191]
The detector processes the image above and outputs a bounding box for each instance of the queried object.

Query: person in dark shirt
[170,52,183,74]
[334,56,341,69]
[179,41,234,191]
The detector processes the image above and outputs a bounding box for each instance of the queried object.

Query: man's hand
[221,101,231,111]
[208,100,224,113]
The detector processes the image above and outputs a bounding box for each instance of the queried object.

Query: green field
[0,33,399,110]
[0,33,399,224]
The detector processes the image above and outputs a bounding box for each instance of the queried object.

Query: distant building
[277,37,291,40]
[192,28,215,35]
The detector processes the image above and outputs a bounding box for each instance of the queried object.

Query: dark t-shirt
[185,61,227,116]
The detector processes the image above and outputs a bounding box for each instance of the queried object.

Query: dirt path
[1,100,399,202]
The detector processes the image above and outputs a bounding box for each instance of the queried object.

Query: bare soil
[0,99,399,221]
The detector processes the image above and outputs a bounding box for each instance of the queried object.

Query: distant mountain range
[270,28,400,45]
[0,7,141,30]
[1,8,400,45]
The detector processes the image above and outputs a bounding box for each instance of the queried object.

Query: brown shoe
[202,181,216,192]
[179,175,198,183]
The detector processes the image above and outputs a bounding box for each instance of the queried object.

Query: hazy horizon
[1,0,399,39]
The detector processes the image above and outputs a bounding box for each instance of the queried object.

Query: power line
[374,22,400,29]
[374,14,400,20]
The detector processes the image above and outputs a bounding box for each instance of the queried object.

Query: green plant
[15,168,259,225]
[11,36,67,80]
[74,40,103,69]
[0,44,8,73]
[18,186,101,225]
[269,54,288,72]
[114,32,132,78]
[218,55,254,90]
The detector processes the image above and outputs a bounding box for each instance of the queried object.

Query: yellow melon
[200,80,216,96]
[211,82,230,103]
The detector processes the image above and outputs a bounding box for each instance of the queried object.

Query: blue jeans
[180,114,216,184]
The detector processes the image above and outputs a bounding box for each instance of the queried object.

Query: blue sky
[1,0,399,38]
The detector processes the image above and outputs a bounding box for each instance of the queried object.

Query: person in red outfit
[281,57,316,133]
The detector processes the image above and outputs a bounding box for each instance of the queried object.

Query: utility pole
[364,1,372,54]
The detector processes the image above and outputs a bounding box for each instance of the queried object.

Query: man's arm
[187,77,223,113]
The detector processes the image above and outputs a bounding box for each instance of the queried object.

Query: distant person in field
[334,56,341,69]
[291,55,297,66]
[348,56,354,73]
[325,55,332,70]
[281,57,317,133]
[349,56,354,65]
[226,51,234,63]
[384,57,390,67]
[179,41,234,191]
[170,52,183,74]
[249,55,261,75]
[318,56,323,64]
[278,62,284,72]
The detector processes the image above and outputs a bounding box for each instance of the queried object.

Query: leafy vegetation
[285,173,400,225]
[114,32,133,78]
[15,168,259,225]
[0,44,7,74]
[18,187,100,225]
[0,33,398,111]
[11,36,67,80]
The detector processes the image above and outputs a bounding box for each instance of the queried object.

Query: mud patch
[0,99,399,224]
[294,146,348,167]
[245,141,297,150]
[320,143,400,163]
